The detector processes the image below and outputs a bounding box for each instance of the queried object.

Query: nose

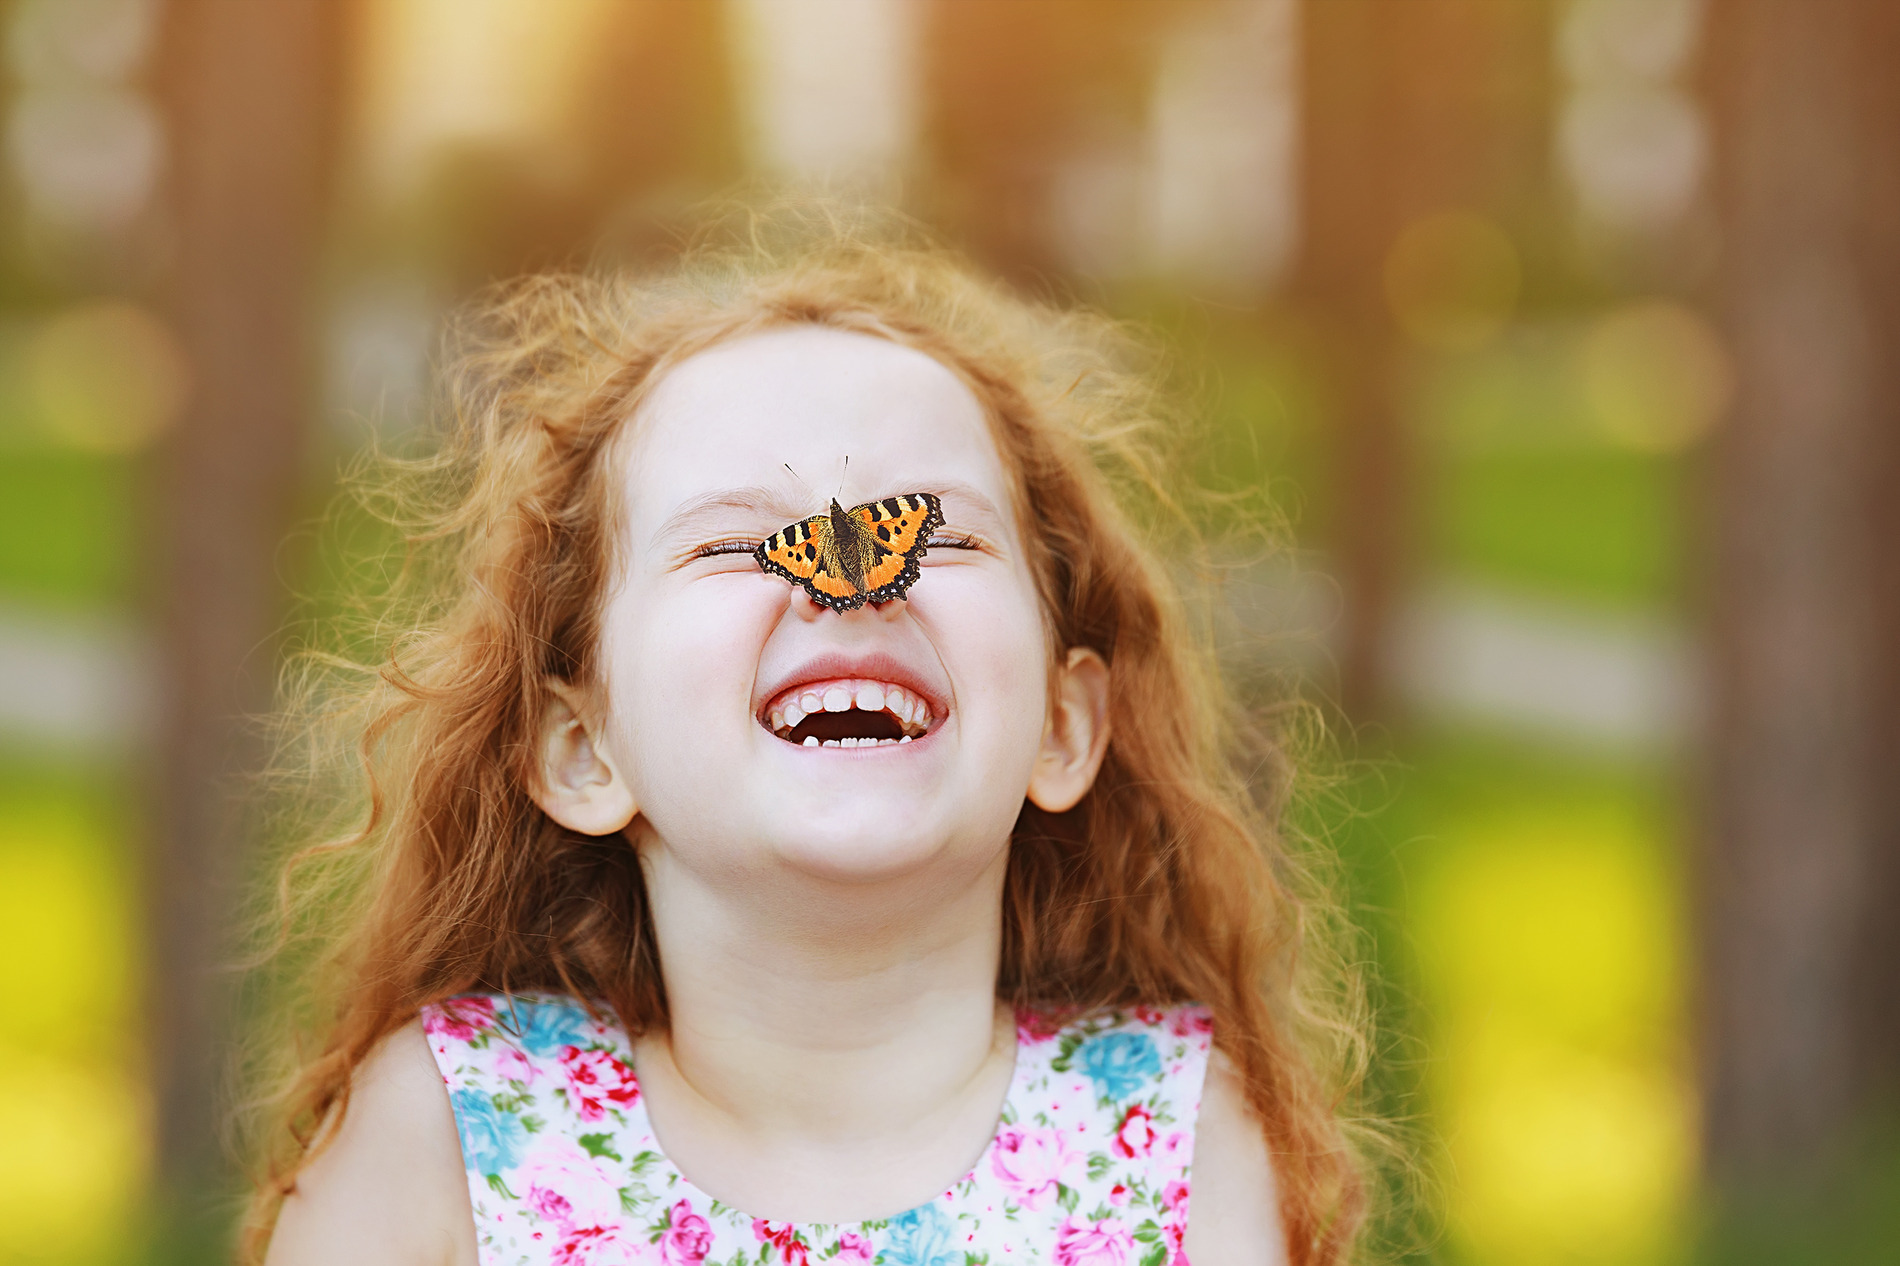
[789,588,908,623]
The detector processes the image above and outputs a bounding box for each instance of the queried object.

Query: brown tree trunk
[151,0,341,1200]
[1296,0,1547,721]
[1702,0,1900,1179]
[921,0,1172,281]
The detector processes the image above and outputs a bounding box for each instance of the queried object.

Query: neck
[633,830,1013,1147]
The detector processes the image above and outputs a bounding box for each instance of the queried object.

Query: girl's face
[585,325,1082,884]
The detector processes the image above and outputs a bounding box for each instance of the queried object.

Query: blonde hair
[244,206,1374,1263]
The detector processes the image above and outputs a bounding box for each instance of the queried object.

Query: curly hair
[241,205,1374,1263]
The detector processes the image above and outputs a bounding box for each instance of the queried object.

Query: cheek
[917,565,1050,744]
[598,573,783,783]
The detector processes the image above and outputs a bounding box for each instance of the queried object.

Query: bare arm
[1181,1050,1289,1266]
[265,1020,477,1266]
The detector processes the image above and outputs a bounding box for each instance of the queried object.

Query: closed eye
[692,539,760,559]
[927,531,982,550]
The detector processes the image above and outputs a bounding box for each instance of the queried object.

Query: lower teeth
[800,735,912,748]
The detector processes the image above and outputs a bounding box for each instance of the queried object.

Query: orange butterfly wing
[757,515,825,581]
[850,494,944,602]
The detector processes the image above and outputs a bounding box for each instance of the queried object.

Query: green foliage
[579,1132,621,1160]
[0,449,141,609]
[1694,1128,1900,1266]
[1424,445,1685,608]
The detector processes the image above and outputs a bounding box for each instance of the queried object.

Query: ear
[529,682,638,836]
[1026,647,1112,813]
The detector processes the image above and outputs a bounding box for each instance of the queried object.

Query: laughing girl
[253,214,1369,1266]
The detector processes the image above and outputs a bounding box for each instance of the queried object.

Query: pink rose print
[991,1125,1079,1211]
[529,1186,574,1225]
[1161,1179,1191,1215]
[551,1221,648,1266]
[1168,1008,1214,1038]
[495,1045,538,1087]
[1110,1104,1157,1159]
[660,1200,712,1266]
[424,996,497,1041]
[1132,1005,1165,1027]
[559,1046,640,1122]
[519,1137,623,1230]
[752,1219,810,1266]
[1015,1009,1067,1045]
[833,1231,874,1263]
[1054,1216,1133,1266]
[1108,1183,1130,1207]
[1155,1130,1194,1177]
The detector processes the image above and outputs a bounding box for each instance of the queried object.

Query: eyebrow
[649,485,809,553]
[911,480,1009,534]
[648,478,1012,557]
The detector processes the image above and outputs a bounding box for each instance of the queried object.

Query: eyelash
[928,531,981,550]
[693,540,757,559]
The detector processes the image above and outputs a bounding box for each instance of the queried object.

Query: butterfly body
[755,492,944,611]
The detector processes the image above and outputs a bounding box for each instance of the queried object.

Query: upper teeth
[765,678,933,741]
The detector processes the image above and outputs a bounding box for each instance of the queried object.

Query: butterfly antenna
[783,463,816,502]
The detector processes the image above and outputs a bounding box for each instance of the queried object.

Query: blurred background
[0,0,1896,1262]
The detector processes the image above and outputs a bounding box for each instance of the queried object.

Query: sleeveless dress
[422,992,1213,1266]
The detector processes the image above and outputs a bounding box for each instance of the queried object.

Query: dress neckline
[622,1014,1031,1231]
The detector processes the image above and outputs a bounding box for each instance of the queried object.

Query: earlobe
[529,683,638,836]
[1026,647,1111,813]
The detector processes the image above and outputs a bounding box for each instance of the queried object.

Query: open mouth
[763,678,935,748]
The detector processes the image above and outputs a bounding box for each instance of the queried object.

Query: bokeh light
[0,794,146,1264]
[26,301,189,454]
[1577,300,1732,453]
[1557,0,1707,238]
[1415,809,1694,1265]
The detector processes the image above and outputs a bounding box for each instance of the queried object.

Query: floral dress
[422,993,1212,1266]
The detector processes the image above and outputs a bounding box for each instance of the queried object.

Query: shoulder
[265,1019,476,1266]
[1181,1047,1289,1266]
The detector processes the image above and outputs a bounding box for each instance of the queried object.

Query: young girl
[251,214,1368,1266]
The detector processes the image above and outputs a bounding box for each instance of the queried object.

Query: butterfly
[754,492,945,611]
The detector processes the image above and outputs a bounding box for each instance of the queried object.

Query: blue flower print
[503,997,595,1057]
[450,1088,528,1175]
[1076,1031,1162,1101]
[880,1201,962,1266]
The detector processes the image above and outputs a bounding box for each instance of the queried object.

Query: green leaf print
[1056,1183,1079,1214]
[484,1172,517,1201]
[1049,1033,1084,1073]
[1141,1243,1169,1266]
[1134,1221,1162,1242]
[578,1133,621,1160]
[1086,1153,1113,1180]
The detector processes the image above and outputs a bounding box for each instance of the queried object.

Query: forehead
[622,325,1010,534]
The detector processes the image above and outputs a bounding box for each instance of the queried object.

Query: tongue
[792,710,903,743]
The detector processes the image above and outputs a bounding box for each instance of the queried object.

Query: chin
[752,796,1014,887]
